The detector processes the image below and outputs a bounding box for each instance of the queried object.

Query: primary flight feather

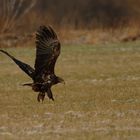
[0,25,65,102]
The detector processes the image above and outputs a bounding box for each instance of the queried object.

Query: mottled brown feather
[34,26,61,82]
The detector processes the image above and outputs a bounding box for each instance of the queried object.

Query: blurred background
[0,1,140,139]
[0,0,140,46]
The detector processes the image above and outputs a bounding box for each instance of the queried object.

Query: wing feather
[0,50,35,79]
[34,26,61,82]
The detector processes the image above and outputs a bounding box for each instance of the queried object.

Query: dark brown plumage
[0,25,65,102]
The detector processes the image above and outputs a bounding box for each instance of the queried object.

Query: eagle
[0,26,65,102]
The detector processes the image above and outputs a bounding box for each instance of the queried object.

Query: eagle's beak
[61,80,65,85]
[60,79,65,85]
[58,77,65,85]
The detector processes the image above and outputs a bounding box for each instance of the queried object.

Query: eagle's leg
[37,92,45,102]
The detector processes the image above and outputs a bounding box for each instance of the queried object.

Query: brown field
[0,42,140,140]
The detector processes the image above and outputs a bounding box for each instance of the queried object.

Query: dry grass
[1,23,140,47]
[0,41,140,140]
[59,25,140,45]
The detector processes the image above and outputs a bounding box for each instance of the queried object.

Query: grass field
[0,42,140,140]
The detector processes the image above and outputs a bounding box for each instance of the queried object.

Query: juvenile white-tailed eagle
[0,26,65,102]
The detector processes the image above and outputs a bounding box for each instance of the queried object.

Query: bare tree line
[0,0,140,33]
[36,0,140,28]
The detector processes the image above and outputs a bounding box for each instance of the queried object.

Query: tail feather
[0,49,35,79]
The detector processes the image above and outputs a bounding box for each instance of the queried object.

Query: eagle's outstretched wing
[34,26,61,81]
[0,50,35,79]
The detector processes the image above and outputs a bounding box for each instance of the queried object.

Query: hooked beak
[58,77,65,85]
[61,80,65,85]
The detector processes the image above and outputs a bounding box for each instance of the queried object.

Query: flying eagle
[0,26,65,102]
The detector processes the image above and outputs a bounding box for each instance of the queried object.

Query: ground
[0,42,140,140]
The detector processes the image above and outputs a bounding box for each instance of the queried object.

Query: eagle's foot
[37,92,45,102]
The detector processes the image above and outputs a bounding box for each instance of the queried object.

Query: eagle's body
[0,26,64,102]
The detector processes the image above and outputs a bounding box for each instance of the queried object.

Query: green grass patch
[0,42,140,140]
